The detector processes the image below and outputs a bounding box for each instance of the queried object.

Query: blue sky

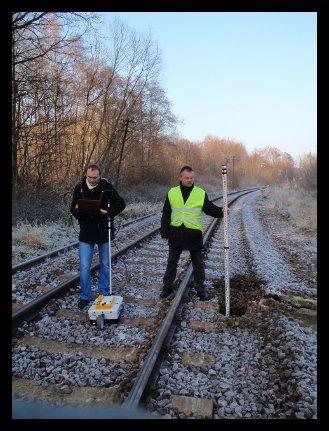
[101,12,316,160]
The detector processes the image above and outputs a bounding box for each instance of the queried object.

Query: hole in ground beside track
[213,274,266,317]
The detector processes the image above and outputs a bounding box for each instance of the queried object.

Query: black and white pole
[221,165,230,317]
[107,198,112,296]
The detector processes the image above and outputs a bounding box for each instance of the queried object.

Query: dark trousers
[163,246,205,290]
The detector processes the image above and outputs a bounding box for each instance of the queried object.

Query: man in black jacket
[160,166,225,301]
[70,164,126,309]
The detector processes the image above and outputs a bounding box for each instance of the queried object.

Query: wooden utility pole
[226,155,238,190]
[115,118,134,188]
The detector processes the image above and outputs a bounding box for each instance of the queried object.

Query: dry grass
[262,184,317,235]
[12,220,77,253]
[118,201,163,220]
[13,222,48,249]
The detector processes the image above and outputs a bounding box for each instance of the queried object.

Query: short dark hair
[180,165,193,174]
[85,164,101,175]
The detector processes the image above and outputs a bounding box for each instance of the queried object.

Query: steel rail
[12,223,161,328]
[12,188,258,328]
[122,188,259,409]
[12,212,158,273]
[12,188,258,273]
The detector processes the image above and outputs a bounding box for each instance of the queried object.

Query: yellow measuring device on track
[88,294,123,328]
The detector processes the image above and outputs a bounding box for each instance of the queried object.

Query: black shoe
[197,290,209,301]
[160,287,174,298]
[78,299,90,310]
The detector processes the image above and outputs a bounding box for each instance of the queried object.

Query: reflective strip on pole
[221,165,230,317]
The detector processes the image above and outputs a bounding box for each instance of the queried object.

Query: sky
[100,12,316,161]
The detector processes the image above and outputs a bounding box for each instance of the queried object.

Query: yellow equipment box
[88,295,123,328]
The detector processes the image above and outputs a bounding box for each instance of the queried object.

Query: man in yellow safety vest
[160,166,225,300]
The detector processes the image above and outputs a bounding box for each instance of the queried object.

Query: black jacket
[160,183,223,250]
[70,177,126,244]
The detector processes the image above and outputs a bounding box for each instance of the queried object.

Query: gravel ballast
[12,190,317,418]
[145,190,317,419]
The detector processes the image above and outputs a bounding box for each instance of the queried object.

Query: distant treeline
[12,12,316,196]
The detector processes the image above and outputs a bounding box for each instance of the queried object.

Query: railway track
[12,212,158,273]
[12,188,256,325]
[12,213,162,328]
[12,188,257,274]
[12,188,257,414]
[13,186,316,419]
[142,190,317,419]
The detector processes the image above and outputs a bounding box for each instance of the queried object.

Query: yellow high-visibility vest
[168,185,205,231]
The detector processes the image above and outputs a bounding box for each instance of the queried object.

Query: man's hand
[100,209,108,215]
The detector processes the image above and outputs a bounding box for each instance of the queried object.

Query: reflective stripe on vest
[171,208,202,215]
[168,185,205,231]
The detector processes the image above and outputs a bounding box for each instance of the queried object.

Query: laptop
[77,198,101,212]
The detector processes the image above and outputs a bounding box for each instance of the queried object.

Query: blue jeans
[79,241,110,301]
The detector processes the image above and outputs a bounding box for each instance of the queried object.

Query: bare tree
[96,20,162,176]
[297,153,317,192]
[12,12,98,188]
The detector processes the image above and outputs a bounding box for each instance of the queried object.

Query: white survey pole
[107,199,112,295]
[221,165,230,317]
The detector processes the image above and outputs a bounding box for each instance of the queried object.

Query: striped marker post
[221,165,230,317]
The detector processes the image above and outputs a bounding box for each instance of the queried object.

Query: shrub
[13,222,47,249]
[266,184,317,234]
[296,153,317,194]
[118,201,163,220]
